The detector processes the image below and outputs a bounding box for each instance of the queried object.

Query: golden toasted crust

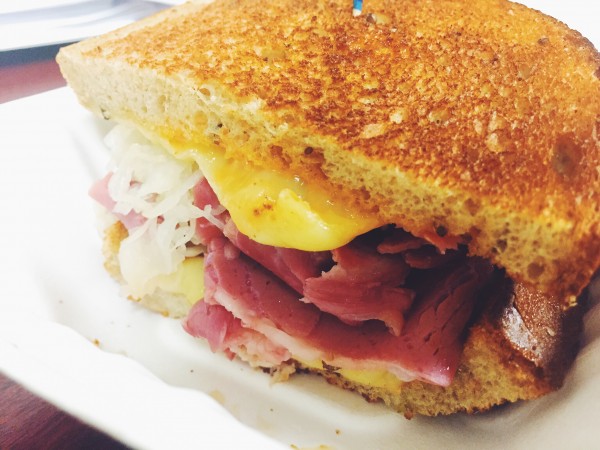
[102,220,128,280]
[57,0,600,298]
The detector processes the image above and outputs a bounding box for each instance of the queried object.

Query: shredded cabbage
[103,125,203,298]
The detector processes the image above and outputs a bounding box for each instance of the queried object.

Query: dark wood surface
[0,373,129,449]
[0,46,130,449]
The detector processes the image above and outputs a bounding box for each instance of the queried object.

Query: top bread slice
[57,0,600,299]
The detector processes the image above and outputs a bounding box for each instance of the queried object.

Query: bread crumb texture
[57,0,600,298]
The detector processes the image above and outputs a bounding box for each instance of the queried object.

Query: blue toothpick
[353,0,363,16]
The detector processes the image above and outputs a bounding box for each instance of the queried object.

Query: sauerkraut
[102,124,203,298]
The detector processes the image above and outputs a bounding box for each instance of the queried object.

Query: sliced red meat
[421,230,463,253]
[184,301,238,354]
[185,301,291,366]
[306,260,492,385]
[193,178,228,243]
[377,228,428,254]
[330,243,410,284]
[403,245,464,269]
[193,177,220,211]
[303,242,414,334]
[223,220,332,294]
[376,226,465,269]
[397,259,493,380]
[203,237,322,338]
[302,278,413,335]
[187,233,493,386]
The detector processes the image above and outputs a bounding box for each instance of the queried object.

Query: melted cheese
[189,147,381,251]
[157,127,381,251]
[337,368,402,391]
[154,256,205,304]
[300,359,402,391]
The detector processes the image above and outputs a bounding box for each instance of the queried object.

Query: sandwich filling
[92,124,498,387]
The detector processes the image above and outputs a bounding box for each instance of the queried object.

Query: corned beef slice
[189,179,493,386]
[185,301,292,365]
[193,178,228,243]
[224,220,332,294]
[203,237,321,338]
[303,243,414,335]
[185,301,238,353]
[402,245,465,269]
[377,228,428,254]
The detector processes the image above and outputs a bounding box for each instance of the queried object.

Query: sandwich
[56,0,600,417]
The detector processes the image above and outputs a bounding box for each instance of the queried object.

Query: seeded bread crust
[57,0,600,299]
[103,221,582,417]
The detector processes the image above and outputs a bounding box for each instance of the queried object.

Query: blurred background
[0,0,185,103]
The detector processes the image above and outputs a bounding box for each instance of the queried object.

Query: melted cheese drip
[189,148,381,251]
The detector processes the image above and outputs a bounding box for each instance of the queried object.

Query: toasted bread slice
[102,221,583,417]
[57,0,600,299]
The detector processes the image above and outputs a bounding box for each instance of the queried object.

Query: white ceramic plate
[1,2,599,449]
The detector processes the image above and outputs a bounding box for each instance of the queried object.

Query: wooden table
[0,44,130,450]
[0,374,129,449]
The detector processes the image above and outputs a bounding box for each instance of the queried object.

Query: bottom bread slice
[102,221,582,417]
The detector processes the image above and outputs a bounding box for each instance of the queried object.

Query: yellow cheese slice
[153,256,204,304]
[190,147,381,251]
[299,359,402,391]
